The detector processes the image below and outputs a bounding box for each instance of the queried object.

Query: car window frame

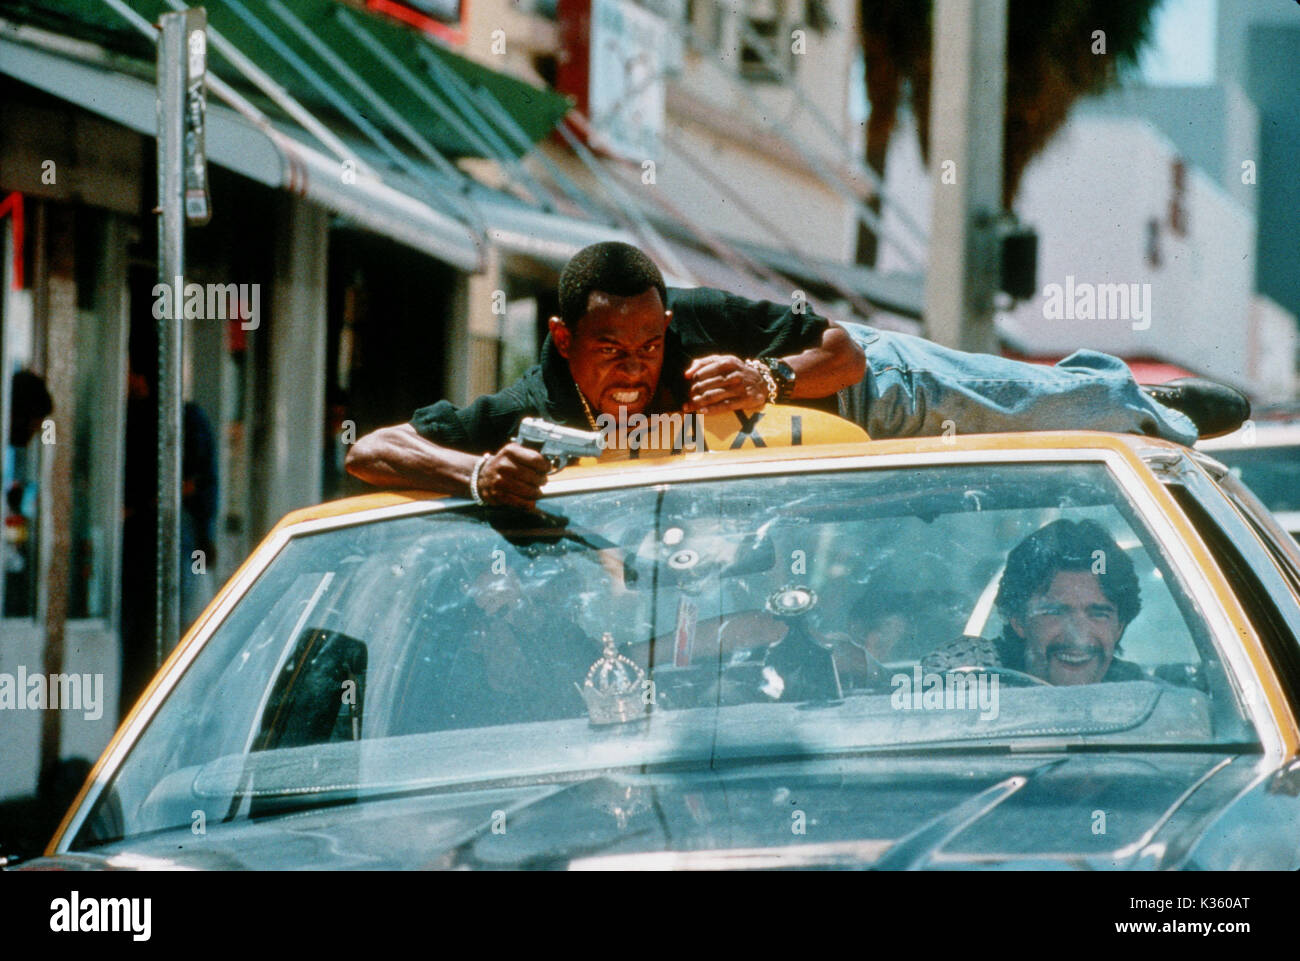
[1144,449,1300,749]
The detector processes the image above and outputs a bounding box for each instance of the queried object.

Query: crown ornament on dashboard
[580,632,651,726]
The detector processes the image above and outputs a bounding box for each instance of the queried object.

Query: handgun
[514,417,605,470]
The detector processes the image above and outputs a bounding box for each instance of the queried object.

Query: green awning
[0,0,573,160]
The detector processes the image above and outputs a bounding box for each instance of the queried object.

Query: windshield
[73,462,1259,849]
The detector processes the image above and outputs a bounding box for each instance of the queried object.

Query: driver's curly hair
[558,242,667,331]
[995,518,1141,626]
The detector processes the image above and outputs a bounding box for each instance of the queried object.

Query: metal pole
[156,11,187,666]
[924,0,1007,352]
[150,0,378,180]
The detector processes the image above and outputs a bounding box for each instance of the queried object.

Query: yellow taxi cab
[18,407,1300,870]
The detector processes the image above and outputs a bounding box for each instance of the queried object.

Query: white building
[872,89,1295,402]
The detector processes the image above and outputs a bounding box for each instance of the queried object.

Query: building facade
[0,0,887,816]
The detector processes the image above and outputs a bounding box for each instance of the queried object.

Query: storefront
[0,0,575,807]
[0,0,913,822]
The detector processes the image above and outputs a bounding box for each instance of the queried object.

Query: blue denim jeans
[836,322,1198,445]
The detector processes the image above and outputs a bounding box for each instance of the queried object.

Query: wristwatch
[761,357,796,403]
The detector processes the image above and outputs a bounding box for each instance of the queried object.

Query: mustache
[1044,643,1104,659]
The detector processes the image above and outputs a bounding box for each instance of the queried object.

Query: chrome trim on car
[1137,448,1183,475]
[1185,448,1229,480]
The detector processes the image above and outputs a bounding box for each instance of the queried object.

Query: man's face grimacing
[1011,570,1124,686]
[550,288,671,419]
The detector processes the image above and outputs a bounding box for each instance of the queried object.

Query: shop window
[740,7,788,82]
[690,0,800,83]
[500,295,540,387]
[1,203,127,624]
[69,213,128,621]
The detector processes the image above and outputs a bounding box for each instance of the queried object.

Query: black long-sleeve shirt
[411,286,837,453]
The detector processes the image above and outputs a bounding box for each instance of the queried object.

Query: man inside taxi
[346,242,1248,507]
[922,518,1144,685]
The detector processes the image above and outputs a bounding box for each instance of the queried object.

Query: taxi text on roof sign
[594,405,870,464]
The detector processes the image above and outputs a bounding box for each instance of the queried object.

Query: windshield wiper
[477,506,627,560]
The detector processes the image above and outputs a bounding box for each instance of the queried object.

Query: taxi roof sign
[594,405,869,464]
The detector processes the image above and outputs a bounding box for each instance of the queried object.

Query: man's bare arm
[785,322,866,399]
[346,423,476,492]
[345,424,550,509]
[684,323,866,414]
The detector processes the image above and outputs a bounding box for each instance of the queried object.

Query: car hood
[21,751,1278,870]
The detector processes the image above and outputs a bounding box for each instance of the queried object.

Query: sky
[1138,0,1218,86]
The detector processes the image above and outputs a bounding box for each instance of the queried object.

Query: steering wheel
[946,664,1052,688]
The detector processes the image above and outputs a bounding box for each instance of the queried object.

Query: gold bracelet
[744,359,778,404]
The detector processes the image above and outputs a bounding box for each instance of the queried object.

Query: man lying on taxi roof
[347,241,864,509]
[921,519,1144,686]
[345,242,1250,508]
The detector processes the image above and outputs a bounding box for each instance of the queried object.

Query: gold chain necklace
[573,381,599,430]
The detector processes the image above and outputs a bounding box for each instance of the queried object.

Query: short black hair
[995,518,1141,627]
[557,242,666,330]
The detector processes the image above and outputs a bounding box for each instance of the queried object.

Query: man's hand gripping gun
[514,417,605,470]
